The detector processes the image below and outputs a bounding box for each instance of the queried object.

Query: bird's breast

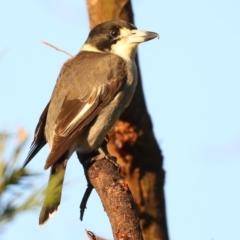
[126,59,138,86]
[76,60,138,153]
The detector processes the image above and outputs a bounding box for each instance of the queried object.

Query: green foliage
[0,129,43,229]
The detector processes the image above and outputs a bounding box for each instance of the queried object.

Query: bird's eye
[110,28,119,38]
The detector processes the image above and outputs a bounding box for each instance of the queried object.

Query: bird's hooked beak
[127,29,159,43]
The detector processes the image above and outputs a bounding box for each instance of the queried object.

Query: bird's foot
[93,147,119,169]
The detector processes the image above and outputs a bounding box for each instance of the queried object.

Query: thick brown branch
[88,157,143,240]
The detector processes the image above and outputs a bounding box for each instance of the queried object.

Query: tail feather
[39,204,58,225]
[39,158,67,225]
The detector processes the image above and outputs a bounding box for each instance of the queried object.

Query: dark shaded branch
[80,184,93,220]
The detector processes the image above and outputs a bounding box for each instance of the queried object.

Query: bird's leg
[93,136,119,168]
[93,135,110,160]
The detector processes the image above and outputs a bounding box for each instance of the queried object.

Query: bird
[23,20,158,225]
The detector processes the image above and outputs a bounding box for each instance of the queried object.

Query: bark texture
[88,157,143,240]
[86,1,169,240]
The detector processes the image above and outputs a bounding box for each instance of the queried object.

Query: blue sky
[1,0,240,239]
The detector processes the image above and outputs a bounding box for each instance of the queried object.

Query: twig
[85,230,108,240]
[86,230,97,240]
[40,40,73,58]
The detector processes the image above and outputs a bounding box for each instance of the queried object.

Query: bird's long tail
[39,158,67,225]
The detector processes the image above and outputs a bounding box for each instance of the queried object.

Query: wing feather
[44,52,127,169]
[23,102,50,167]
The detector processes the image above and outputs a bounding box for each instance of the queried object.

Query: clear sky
[1,0,240,239]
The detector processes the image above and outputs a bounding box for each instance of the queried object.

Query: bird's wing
[44,52,127,169]
[23,101,50,167]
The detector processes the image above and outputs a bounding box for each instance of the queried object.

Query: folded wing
[44,52,127,169]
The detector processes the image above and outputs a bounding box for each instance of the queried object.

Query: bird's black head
[86,20,137,52]
[81,20,159,61]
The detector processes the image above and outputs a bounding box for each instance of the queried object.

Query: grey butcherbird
[23,20,158,225]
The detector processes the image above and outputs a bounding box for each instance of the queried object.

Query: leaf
[0,129,44,231]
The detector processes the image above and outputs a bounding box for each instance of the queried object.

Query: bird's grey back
[45,51,127,145]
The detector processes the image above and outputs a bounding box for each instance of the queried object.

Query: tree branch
[87,156,143,240]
